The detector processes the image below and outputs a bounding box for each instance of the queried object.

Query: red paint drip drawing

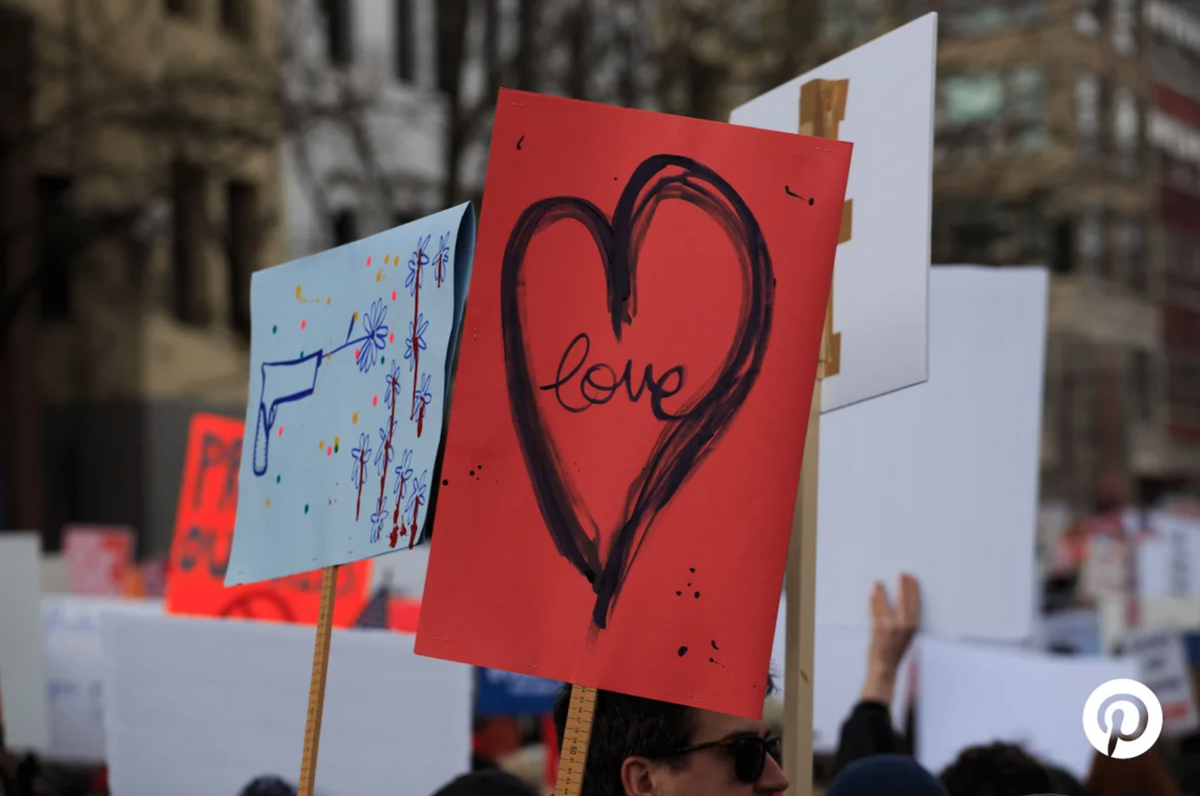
[410,260,422,421]
[355,451,366,520]
[435,251,444,288]
[376,377,399,533]
[389,472,408,548]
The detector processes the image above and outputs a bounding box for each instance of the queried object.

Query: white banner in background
[41,596,162,762]
[102,612,472,796]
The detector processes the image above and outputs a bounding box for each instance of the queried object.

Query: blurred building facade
[284,0,659,262]
[799,0,1200,511]
[0,0,284,553]
[280,0,447,258]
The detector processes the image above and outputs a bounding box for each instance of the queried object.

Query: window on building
[321,0,353,66]
[1112,0,1137,53]
[938,72,1005,157]
[165,0,197,17]
[820,0,879,41]
[1075,0,1105,36]
[1009,66,1048,152]
[172,160,208,325]
[1130,349,1153,421]
[1112,215,1147,292]
[1077,208,1105,275]
[1113,88,1142,174]
[395,0,415,83]
[226,180,257,339]
[1077,72,1101,157]
[332,209,358,246]
[941,0,1043,37]
[220,0,252,39]
[36,175,74,320]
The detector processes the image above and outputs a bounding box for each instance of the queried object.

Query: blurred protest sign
[416,88,850,720]
[0,532,50,750]
[476,668,562,718]
[101,612,471,796]
[730,14,934,413]
[42,595,162,761]
[817,267,1048,642]
[1125,628,1199,735]
[62,526,136,596]
[165,413,371,626]
[1081,534,1131,603]
[1034,609,1102,656]
[917,635,1137,779]
[224,203,476,584]
[1138,511,1200,601]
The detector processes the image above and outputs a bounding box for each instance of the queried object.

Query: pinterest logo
[1082,678,1163,759]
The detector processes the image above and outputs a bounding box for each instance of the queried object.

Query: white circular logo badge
[1082,678,1163,759]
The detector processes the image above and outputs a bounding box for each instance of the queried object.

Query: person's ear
[620,756,659,796]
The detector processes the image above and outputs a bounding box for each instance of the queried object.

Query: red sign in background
[165,413,371,626]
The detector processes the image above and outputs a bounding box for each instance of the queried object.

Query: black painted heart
[500,154,775,630]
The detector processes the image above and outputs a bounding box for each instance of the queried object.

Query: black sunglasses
[656,735,782,783]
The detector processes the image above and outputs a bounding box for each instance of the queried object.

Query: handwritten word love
[539,332,688,420]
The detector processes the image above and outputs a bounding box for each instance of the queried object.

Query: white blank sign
[730,14,936,412]
[0,532,50,751]
[817,267,1048,641]
[917,636,1136,779]
[102,613,472,796]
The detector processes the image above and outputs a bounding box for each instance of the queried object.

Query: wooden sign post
[554,684,598,795]
[298,565,339,796]
[783,76,851,796]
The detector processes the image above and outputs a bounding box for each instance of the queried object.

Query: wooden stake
[783,76,850,795]
[784,379,822,794]
[298,565,339,796]
[554,684,598,796]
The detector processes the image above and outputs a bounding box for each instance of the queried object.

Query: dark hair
[430,769,539,796]
[551,674,777,796]
[237,776,297,796]
[939,742,1055,796]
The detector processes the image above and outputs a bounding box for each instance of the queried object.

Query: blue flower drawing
[406,235,431,297]
[350,433,372,489]
[434,232,451,286]
[374,419,396,477]
[404,313,429,372]
[392,448,414,497]
[355,299,389,373]
[413,373,433,418]
[383,359,403,408]
[404,469,429,523]
[369,495,387,543]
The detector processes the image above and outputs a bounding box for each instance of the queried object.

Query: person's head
[1085,748,1181,796]
[827,755,948,796]
[552,678,785,796]
[237,775,297,796]
[938,742,1054,796]
[430,769,539,796]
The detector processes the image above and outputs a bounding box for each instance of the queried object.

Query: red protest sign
[416,90,850,717]
[165,413,371,625]
[62,525,136,596]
